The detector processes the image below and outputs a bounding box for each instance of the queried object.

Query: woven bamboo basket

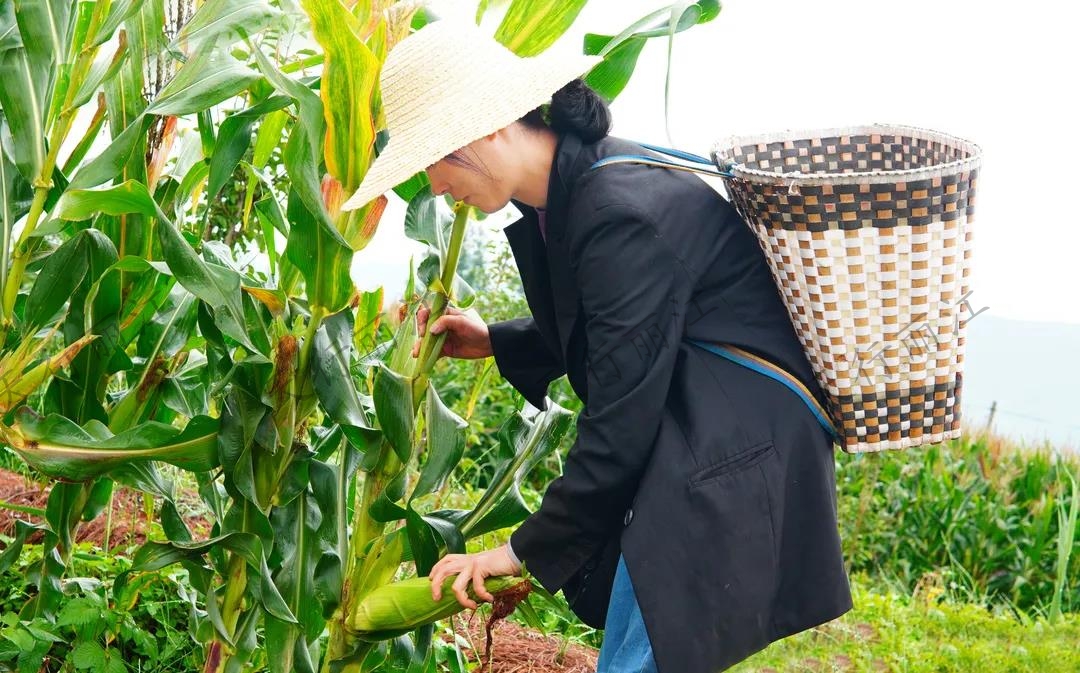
[711,125,982,453]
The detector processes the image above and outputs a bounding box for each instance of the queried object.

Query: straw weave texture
[713,126,981,452]
[342,21,600,211]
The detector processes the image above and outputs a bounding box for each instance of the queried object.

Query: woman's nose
[426,170,449,197]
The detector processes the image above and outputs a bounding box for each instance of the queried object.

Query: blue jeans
[595,554,659,673]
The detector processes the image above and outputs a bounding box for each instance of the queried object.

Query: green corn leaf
[8,408,220,481]
[146,47,260,116]
[373,363,415,464]
[24,230,93,329]
[51,179,262,358]
[494,0,589,56]
[173,0,281,50]
[253,196,285,274]
[404,508,439,579]
[167,157,209,220]
[132,532,297,624]
[159,353,210,418]
[283,184,354,314]
[583,0,721,136]
[312,312,380,441]
[265,616,318,673]
[69,33,129,111]
[12,0,74,70]
[55,179,158,219]
[251,41,342,247]
[454,402,574,539]
[48,221,122,425]
[0,112,34,220]
[410,382,466,502]
[115,258,176,345]
[56,180,262,354]
[403,186,452,254]
[61,93,107,174]
[353,287,383,360]
[207,94,290,201]
[90,0,146,48]
[136,284,198,360]
[67,113,155,190]
[252,108,287,168]
[0,3,51,181]
[299,0,380,191]
[0,520,42,573]
[266,476,332,673]
[108,286,198,432]
[582,34,646,103]
[369,466,408,523]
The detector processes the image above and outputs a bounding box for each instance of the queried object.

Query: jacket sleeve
[487,317,566,410]
[509,203,697,594]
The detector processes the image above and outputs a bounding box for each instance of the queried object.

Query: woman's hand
[411,305,493,360]
[428,545,522,609]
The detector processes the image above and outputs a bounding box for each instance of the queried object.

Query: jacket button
[623,508,633,526]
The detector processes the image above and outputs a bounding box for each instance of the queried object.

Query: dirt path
[453,615,599,673]
[0,468,210,549]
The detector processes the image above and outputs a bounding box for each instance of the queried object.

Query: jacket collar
[504,132,597,363]
[542,131,588,243]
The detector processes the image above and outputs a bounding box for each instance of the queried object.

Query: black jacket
[487,132,852,673]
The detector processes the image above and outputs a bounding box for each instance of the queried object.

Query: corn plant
[0,1,722,672]
[838,439,1080,616]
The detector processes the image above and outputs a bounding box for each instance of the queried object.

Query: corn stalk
[0,1,719,671]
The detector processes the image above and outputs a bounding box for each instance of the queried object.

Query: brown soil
[451,614,599,673]
[0,468,211,550]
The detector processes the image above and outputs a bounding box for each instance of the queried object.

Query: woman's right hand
[411,305,493,360]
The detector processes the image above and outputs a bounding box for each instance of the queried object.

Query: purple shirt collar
[536,207,548,243]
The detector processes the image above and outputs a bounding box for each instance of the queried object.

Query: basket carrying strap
[588,142,737,178]
[587,143,841,442]
[683,340,839,442]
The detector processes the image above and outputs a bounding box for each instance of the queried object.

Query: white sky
[360,0,1080,326]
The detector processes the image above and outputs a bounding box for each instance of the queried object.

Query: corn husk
[350,574,528,640]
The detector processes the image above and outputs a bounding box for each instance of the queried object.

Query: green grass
[836,434,1080,616]
[491,572,1080,673]
[731,576,1080,673]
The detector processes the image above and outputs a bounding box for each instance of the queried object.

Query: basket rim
[710,123,982,186]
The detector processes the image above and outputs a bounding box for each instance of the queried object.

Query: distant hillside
[961,315,1080,453]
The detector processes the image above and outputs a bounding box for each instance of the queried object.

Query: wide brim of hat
[341,51,602,212]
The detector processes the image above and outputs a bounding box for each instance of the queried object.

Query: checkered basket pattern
[712,125,981,453]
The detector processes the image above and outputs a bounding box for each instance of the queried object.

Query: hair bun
[548,79,612,143]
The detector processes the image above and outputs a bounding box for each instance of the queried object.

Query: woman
[341,20,852,673]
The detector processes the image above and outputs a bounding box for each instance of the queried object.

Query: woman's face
[425,135,510,214]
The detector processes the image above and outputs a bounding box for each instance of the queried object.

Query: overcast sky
[359,0,1079,327]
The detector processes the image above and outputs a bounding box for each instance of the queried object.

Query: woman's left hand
[429,545,521,609]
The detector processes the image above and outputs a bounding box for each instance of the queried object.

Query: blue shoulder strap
[685,340,840,444]
[587,141,736,178]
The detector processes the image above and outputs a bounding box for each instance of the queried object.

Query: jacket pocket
[688,439,776,488]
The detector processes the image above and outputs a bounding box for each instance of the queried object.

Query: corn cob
[350,574,530,640]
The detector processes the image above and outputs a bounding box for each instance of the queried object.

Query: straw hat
[341,20,602,212]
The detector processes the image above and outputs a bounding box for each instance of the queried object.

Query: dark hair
[519,78,611,143]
